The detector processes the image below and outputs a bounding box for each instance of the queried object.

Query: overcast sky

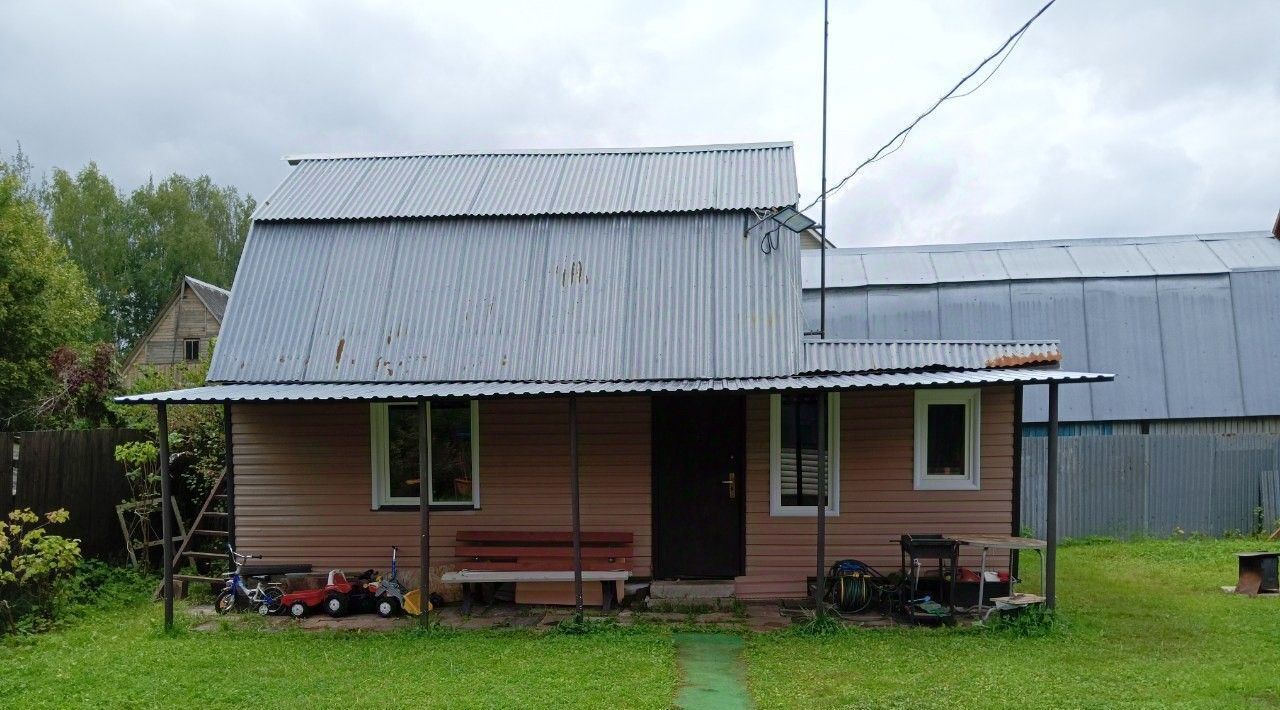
[1,0,1276,247]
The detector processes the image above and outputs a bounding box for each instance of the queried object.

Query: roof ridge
[283,141,793,164]
[809,230,1274,256]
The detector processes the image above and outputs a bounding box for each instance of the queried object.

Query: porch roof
[114,367,1112,404]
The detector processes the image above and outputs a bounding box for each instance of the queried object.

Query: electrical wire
[801,0,1057,213]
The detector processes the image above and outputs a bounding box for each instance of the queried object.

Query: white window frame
[769,392,841,517]
[913,388,981,491]
[370,401,481,509]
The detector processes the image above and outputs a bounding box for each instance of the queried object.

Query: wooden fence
[1,429,150,560]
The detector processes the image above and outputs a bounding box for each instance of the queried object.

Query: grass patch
[746,538,1280,708]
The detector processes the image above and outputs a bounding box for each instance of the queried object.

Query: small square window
[183,339,200,362]
[914,389,981,490]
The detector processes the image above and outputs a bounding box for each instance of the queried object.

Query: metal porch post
[815,391,827,618]
[222,403,235,549]
[158,403,174,630]
[569,395,584,621]
[1046,383,1059,609]
[418,399,431,627]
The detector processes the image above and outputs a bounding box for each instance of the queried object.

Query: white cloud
[1,0,1275,246]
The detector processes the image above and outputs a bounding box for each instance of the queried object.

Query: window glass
[431,402,474,503]
[183,339,200,361]
[926,403,966,476]
[779,393,828,507]
[383,403,475,505]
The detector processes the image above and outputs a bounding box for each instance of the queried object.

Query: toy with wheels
[280,570,347,618]
[374,546,408,618]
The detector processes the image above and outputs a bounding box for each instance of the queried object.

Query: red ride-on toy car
[281,570,345,618]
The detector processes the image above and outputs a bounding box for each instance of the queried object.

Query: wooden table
[951,535,1047,617]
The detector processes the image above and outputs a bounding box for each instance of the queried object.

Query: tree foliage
[0,156,100,430]
[43,165,254,350]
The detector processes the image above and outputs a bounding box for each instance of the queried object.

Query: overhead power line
[803,0,1057,213]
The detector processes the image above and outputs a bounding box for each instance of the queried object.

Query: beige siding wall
[232,397,653,579]
[232,387,1016,598]
[735,387,1016,599]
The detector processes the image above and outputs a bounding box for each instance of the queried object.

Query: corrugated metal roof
[115,368,1113,404]
[802,340,1061,373]
[183,276,230,322]
[254,142,798,221]
[208,212,804,383]
[803,231,1280,422]
[802,231,1280,287]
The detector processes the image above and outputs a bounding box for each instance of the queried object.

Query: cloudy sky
[1,0,1276,247]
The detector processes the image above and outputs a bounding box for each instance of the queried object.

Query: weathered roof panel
[209,212,804,383]
[255,142,798,220]
[183,276,230,322]
[802,339,1061,373]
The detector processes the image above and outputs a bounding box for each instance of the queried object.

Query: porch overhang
[113,368,1113,404]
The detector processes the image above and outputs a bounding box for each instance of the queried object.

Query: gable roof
[183,276,230,322]
[802,231,1280,422]
[254,142,798,221]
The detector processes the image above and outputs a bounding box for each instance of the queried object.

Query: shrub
[0,508,83,634]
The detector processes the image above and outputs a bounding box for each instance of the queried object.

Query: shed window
[183,338,200,362]
[769,393,840,516]
[371,401,480,508]
[913,389,981,490]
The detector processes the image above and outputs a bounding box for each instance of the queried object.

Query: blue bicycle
[214,545,284,615]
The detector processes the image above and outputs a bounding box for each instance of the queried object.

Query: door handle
[722,476,736,499]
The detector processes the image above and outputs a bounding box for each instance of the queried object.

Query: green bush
[0,509,83,634]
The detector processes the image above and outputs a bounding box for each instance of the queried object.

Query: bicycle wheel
[260,587,284,614]
[214,590,238,615]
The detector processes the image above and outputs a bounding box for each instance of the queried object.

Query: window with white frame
[371,401,480,508]
[913,389,981,490]
[769,392,840,516]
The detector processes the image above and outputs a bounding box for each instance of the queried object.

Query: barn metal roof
[116,368,1112,404]
[208,212,805,383]
[802,231,1280,287]
[802,231,1280,422]
[254,142,798,221]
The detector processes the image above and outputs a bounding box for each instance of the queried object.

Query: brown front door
[651,394,745,579]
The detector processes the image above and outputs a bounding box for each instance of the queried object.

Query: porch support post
[158,403,174,630]
[815,391,827,618]
[569,395,584,621]
[222,403,235,549]
[1046,383,1059,610]
[418,399,431,627]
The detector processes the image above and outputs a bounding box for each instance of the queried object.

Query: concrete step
[649,579,735,601]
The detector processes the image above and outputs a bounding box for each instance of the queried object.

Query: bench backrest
[455,530,634,572]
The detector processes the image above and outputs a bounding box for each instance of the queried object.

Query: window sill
[913,477,981,492]
[770,506,840,517]
[373,504,481,512]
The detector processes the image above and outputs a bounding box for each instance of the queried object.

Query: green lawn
[4,539,1279,709]
[748,539,1280,709]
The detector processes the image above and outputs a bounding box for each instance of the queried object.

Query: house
[118,142,1109,625]
[801,231,1280,535]
[120,276,230,380]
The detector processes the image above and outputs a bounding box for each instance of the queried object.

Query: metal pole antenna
[819,0,829,340]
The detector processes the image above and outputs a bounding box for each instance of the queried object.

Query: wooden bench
[441,531,633,613]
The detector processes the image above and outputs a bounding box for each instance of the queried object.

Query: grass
[4,539,1279,708]
[747,538,1280,709]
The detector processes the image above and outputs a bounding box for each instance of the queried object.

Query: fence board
[14,429,150,560]
[1022,432,1280,538]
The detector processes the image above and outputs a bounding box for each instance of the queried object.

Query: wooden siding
[231,397,653,581]
[735,387,1017,599]
[232,387,1018,599]
[122,283,222,380]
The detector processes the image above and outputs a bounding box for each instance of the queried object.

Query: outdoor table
[951,534,1047,617]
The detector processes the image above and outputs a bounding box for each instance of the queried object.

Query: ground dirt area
[3,539,1279,709]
